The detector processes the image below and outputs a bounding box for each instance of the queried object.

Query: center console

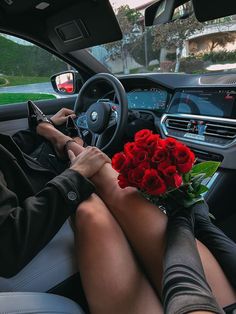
[160,88,236,169]
[162,88,236,148]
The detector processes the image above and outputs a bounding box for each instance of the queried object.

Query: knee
[75,194,107,233]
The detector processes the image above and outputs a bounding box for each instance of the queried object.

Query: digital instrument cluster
[127,88,169,112]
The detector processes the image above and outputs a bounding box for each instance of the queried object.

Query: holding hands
[68,146,111,178]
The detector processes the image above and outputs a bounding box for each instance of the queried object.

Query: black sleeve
[0,168,95,277]
[162,209,223,314]
[193,201,236,290]
[195,216,236,290]
[12,129,44,155]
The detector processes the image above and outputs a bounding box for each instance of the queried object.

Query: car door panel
[0,97,77,135]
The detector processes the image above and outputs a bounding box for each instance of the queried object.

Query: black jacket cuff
[47,168,95,211]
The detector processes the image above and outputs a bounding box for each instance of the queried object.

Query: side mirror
[51,71,82,95]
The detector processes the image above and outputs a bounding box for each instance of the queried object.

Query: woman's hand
[68,147,111,178]
[50,108,76,126]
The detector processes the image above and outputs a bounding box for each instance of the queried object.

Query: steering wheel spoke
[76,114,89,130]
[91,132,101,147]
[107,109,118,128]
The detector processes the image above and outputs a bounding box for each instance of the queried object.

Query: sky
[111,0,149,9]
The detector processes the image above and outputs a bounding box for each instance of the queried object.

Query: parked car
[57,80,74,93]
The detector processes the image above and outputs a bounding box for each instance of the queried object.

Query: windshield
[89,0,236,75]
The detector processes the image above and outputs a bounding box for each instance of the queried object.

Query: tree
[0,35,67,76]
[104,5,143,73]
[207,32,235,51]
[129,29,159,67]
[117,5,142,33]
[152,15,204,72]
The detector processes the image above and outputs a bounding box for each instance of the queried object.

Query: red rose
[157,159,172,173]
[128,166,146,187]
[112,152,130,173]
[118,174,129,189]
[133,150,149,167]
[157,139,165,148]
[163,137,179,151]
[141,169,167,196]
[151,147,168,164]
[124,142,139,158]
[173,145,195,173]
[138,161,151,170]
[162,166,183,188]
[143,134,160,152]
[135,129,153,143]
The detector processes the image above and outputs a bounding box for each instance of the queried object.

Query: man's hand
[68,147,111,178]
[50,108,76,126]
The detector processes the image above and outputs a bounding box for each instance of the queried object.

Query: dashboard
[82,72,236,169]
[118,73,236,170]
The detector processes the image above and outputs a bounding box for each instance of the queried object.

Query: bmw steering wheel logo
[91,111,98,121]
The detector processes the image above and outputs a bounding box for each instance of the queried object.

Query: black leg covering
[194,202,236,290]
[162,210,224,314]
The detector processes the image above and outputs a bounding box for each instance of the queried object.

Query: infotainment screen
[169,89,236,118]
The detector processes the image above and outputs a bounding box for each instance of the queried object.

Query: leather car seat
[0,292,85,313]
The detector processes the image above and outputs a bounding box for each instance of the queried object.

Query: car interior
[0,0,236,312]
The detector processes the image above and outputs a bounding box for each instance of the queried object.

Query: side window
[0,33,70,106]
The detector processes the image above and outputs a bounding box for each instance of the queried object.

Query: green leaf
[187,184,195,193]
[183,173,191,184]
[191,161,220,179]
[191,173,206,190]
[182,195,204,208]
[195,184,209,196]
[192,173,206,182]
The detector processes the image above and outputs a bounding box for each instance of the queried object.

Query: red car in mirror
[57,80,74,93]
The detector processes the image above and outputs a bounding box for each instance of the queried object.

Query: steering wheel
[74,73,128,153]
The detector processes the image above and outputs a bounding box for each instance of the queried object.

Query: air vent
[205,122,236,139]
[200,74,236,85]
[165,117,190,131]
[162,114,236,147]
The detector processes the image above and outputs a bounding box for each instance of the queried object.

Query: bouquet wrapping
[112,129,220,209]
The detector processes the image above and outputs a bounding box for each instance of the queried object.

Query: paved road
[0,82,56,94]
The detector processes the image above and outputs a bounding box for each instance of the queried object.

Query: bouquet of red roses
[112,129,220,208]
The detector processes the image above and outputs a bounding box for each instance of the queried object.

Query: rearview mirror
[51,71,82,95]
[145,0,193,26]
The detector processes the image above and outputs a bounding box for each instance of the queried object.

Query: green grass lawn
[0,93,56,105]
[0,76,50,87]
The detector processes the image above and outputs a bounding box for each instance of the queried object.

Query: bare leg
[75,194,163,314]
[92,164,167,293]
[91,164,236,308]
